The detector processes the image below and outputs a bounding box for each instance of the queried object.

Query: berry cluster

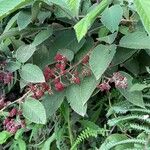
[0,61,13,84]
[97,72,128,92]
[3,108,26,134]
[43,53,90,92]
[29,82,52,99]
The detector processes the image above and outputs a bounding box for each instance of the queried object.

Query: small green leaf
[101,5,123,33]
[32,29,53,46]
[134,0,150,35]
[17,139,26,150]
[0,131,12,144]
[119,31,150,49]
[74,0,109,42]
[6,61,21,72]
[42,133,56,150]
[22,97,47,124]
[66,75,98,116]
[19,63,45,83]
[97,32,117,44]
[89,44,116,80]
[16,44,36,63]
[17,10,31,30]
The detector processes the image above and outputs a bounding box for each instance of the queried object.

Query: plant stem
[67,107,73,147]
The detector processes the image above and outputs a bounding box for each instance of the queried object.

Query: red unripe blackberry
[55,82,65,91]
[73,77,80,84]
[9,108,18,117]
[82,55,89,64]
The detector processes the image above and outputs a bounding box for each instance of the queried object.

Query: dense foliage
[0,0,150,149]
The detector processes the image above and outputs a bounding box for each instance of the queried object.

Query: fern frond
[130,123,150,134]
[127,108,150,114]
[71,127,105,150]
[99,138,146,150]
[108,115,150,126]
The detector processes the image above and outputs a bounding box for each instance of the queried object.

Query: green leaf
[19,63,45,83]
[6,61,21,72]
[66,75,98,116]
[112,48,137,66]
[134,0,150,35]
[17,10,31,30]
[118,72,145,108]
[4,13,19,32]
[74,0,109,42]
[32,29,53,46]
[42,133,56,150]
[97,32,117,44]
[130,83,150,92]
[47,0,81,18]
[17,139,26,150]
[0,131,12,144]
[0,0,32,20]
[89,44,116,80]
[101,5,123,33]
[22,97,47,124]
[99,134,133,150]
[42,92,65,118]
[16,44,36,63]
[119,31,150,49]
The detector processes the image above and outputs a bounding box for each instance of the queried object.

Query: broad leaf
[101,5,123,33]
[0,131,12,144]
[66,75,98,116]
[17,139,26,150]
[22,97,47,124]
[17,10,31,30]
[130,83,150,92]
[118,72,145,108]
[74,0,109,42]
[47,0,81,18]
[134,0,150,35]
[42,92,65,118]
[19,63,45,83]
[89,44,116,80]
[32,29,53,46]
[16,44,36,63]
[0,0,32,20]
[119,31,150,49]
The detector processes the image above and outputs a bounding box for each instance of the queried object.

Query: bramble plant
[0,0,150,149]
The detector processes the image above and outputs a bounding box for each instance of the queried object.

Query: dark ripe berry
[73,77,80,84]
[55,82,65,91]
[82,55,89,64]
[9,108,18,117]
